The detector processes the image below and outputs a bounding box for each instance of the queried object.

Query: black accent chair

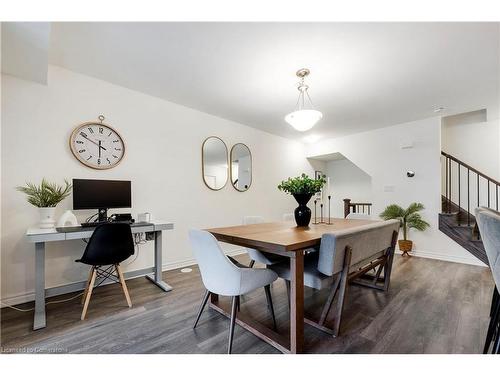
[76,223,135,320]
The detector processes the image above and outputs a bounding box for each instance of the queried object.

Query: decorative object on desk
[57,210,78,227]
[202,136,228,190]
[313,199,318,224]
[277,173,326,227]
[379,202,430,256]
[328,195,331,224]
[138,212,151,223]
[230,143,252,192]
[69,115,125,170]
[320,203,323,223]
[16,179,72,229]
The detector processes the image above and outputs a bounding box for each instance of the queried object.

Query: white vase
[39,207,56,229]
[57,210,78,227]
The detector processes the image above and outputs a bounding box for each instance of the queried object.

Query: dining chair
[76,223,134,320]
[188,229,278,354]
[475,207,500,354]
[269,219,399,336]
[243,216,285,268]
[346,212,372,220]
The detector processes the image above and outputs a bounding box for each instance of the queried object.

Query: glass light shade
[285,109,323,132]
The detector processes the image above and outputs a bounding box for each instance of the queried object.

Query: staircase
[439,151,499,265]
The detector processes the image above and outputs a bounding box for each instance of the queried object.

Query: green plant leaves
[277,173,326,195]
[379,202,430,240]
[16,179,72,208]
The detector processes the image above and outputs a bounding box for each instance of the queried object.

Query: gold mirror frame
[201,136,229,191]
[230,143,252,192]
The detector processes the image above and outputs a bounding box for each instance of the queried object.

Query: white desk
[26,221,174,330]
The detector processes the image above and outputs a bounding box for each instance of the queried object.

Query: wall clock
[69,115,125,170]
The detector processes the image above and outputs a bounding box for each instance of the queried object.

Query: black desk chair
[76,223,135,320]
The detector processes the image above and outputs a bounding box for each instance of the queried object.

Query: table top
[207,218,377,252]
[26,221,174,242]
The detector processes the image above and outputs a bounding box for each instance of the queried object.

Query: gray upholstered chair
[346,212,372,220]
[188,229,278,354]
[243,216,284,268]
[475,207,500,354]
[269,219,399,336]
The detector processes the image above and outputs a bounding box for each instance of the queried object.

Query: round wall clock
[69,115,125,170]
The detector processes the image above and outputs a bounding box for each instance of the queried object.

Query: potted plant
[379,202,430,256]
[278,173,326,227]
[17,179,72,229]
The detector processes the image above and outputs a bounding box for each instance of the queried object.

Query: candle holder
[313,199,318,224]
[320,203,323,224]
[328,195,331,225]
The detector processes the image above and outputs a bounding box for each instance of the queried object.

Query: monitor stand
[98,208,108,222]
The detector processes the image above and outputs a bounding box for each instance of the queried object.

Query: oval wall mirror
[202,136,229,190]
[230,143,252,192]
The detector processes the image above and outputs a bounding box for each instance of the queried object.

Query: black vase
[293,193,313,227]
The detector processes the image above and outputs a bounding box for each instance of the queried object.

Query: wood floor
[0,254,494,354]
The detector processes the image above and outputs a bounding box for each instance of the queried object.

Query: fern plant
[278,173,326,195]
[17,179,72,207]
[379,202,430,241]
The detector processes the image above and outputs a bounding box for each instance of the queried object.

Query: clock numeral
[114,148,122,151]
[112,155,118,159]
[99,127,103,134]
[80,132,87,138]
[113,140,120,143]
[106,158,111,164]
[76,140,84,144]
[86,156,92,161]
[108,131,112,137]
[97,158,101,165]
[78,149,86,153]
[88,127,94,134]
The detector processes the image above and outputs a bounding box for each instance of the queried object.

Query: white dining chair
[189,229,278,354]
[243,216,285,268]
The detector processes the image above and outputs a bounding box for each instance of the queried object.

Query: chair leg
[249,260,255,268]
[493,320,500,354]
[193,289,210,329]
[264,285,277,331]
[484,294,500,353]
[285,280,291,311]
[81,267,97,320]
[228,296,239,354]
[115,264,132,307]
[319,274,341,326]
[81,267,94,304]
[491,286,499,317]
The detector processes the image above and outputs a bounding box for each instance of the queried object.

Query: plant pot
[39,207,56,229]
[293,193,313,227]
[398,239,413,255]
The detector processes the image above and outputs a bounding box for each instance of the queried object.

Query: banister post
[343,199,351,218]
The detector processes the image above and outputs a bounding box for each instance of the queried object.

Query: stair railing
[441,151,500,226]
[343,198,372,218]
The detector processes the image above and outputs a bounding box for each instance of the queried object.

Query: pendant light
[285,68,323,132]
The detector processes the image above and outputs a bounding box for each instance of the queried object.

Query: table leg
[145,230,173,292]
[33,242,46,330]
[290,250,304,354]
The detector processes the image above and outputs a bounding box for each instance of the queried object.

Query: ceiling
[20,23,500,140]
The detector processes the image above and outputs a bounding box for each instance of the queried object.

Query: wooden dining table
[206,217,375,354]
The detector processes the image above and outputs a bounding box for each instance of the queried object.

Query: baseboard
[0,249,247,307]
[395,249,487,267]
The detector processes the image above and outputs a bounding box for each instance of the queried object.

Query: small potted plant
[17,179,72,229]
[278,173,326,227]
[379,202,430,256]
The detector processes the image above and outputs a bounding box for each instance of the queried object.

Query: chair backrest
[346,213,372,220]
[80,223,134,266]
[188,229,242,296]
[282,213,294,221]
[475,208,500,288]
[317,219,400,276]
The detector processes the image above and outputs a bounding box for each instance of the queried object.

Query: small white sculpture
[57,210,78,227]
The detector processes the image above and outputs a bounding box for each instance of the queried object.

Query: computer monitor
[73,179,131,222]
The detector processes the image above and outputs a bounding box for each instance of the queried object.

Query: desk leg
[290,250,304,354]
[33,242,46,330]
[145,230,173,292]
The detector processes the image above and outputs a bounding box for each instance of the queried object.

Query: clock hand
[98,140,101,158]
[82,135,107,151]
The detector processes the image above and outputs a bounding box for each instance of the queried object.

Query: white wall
[307,117,484,266]
[1,66,315,304]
